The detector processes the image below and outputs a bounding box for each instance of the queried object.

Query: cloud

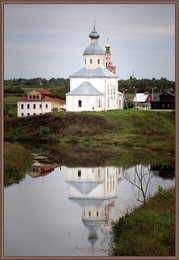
[4,3,175,80]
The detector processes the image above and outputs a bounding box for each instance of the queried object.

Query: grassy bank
[4,142,34,187]
[4,95,21,116]
[110,188,175,256]
[4,110,174,153]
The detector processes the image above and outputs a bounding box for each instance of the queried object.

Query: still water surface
[4,162,174,256]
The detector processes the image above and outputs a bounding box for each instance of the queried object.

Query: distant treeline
[4,76,174,94]
[118,77,174,93]
[4,77,70,88]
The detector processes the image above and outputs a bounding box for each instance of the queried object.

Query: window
[78,170,81,178]
[29,95,32,99]
[27,104,30,109]
[21,104,24,109]
[33,95,35,99]
[33,113,36,115]
[46,104,48,109]
[98,59,100,64]
[89,211,91,217]
[27,113,30,116]
[33,104,36,109]
[85,59,86,64]
[90,59,92,64]
[78,100,82,107]
[39,104,42,108]
[21,113,24,117]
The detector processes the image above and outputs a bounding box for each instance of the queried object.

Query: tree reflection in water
[124,165,154,206]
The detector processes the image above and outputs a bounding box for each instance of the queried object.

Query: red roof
[33,164,60,177]
[20,88,53,96]
[34,88,53,96]
[42,96,66,104]
[18,97,28,101]
[18,96,65,105]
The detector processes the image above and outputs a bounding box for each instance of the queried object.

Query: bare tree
[124,165,154,206]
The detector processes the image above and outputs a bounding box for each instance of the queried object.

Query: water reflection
[27,161,60,178]
[5,158,174,256]
[150,164,175,179]
[66,166,124,248]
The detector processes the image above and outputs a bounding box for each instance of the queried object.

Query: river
[4,151,174,257]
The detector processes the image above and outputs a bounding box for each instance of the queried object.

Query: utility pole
[133,87,137,109]
[123,89,128,109]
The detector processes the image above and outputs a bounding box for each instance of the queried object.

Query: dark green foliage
[4,142,34,187]
[4,86,24,94]
[118,77,174,93]
[110,188,175,256]
[4,77,70,88]
[35,126,51,138]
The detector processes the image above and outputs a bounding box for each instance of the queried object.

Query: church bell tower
[105,39,116,74]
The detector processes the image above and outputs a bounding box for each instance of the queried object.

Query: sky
[4,3,175,80]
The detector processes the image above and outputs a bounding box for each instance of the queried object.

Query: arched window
[90,59,92,64]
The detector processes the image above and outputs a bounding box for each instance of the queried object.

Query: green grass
[4,95,22,115]
[4,110,174,153]
[110,188,175,256]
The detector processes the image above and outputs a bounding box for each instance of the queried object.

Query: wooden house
[150,90,175,110]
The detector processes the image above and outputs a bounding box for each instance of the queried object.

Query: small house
[133,92,152,110]
[17,88,65,117]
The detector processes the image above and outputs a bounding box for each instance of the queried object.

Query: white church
[66,25,123,112]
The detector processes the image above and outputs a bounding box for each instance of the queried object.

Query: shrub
[35,126,51,138]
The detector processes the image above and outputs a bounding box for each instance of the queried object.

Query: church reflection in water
[66,166,124,247]
[26,161,174,250]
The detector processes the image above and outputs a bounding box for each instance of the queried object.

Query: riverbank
[110,187,175,256]
[4,110,174,153]
[4,142,34,187]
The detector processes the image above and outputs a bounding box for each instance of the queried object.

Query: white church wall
[66,95,103,112]
[66,167,104,183]
[82,206,105,222]
[69,76,119,111]
[83,54,106,69]
[105,78,119,110]
[66,166,118,199]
